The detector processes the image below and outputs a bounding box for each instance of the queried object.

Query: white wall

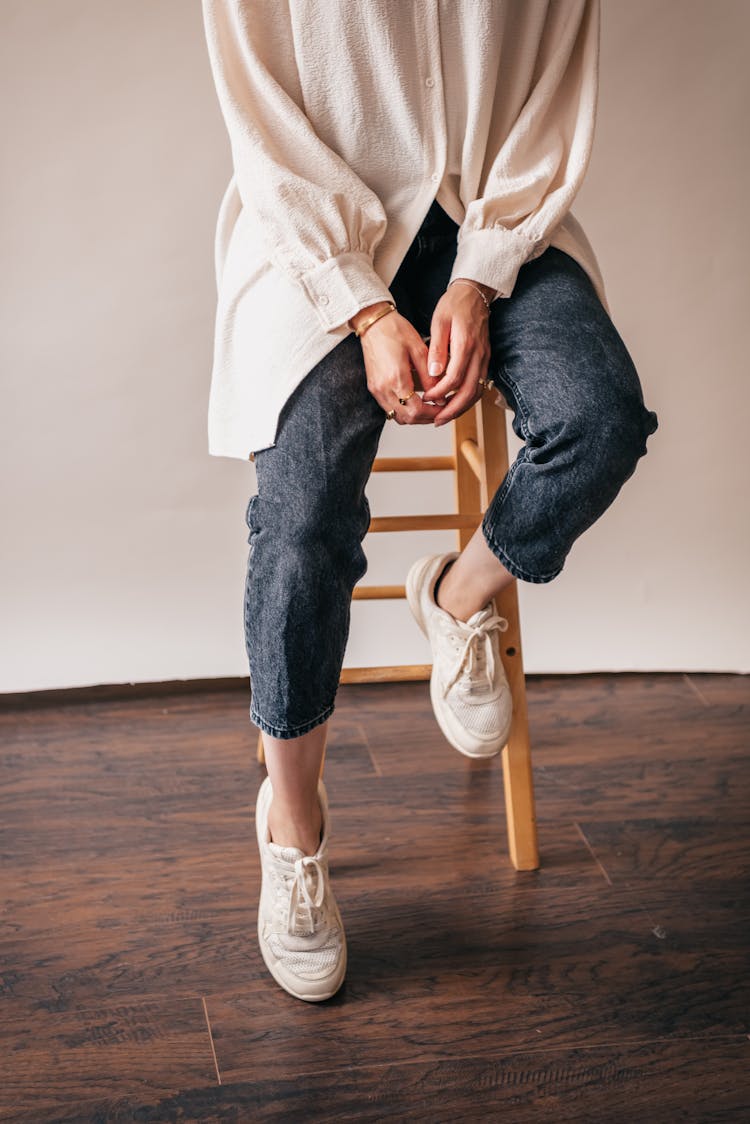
[1,0,748,694]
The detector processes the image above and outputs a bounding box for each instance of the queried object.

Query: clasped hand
[359,282,493,427]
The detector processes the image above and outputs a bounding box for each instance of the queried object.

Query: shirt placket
[418,2,448,233]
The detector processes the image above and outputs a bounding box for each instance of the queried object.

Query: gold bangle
[352,302,396,338]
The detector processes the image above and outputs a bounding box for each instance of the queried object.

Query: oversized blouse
[201,0,609,461]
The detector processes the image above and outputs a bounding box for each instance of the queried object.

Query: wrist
[475,281,498,303]
[348,300,393,333]
[450,277,497,304]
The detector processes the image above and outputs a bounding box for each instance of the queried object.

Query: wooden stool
[256,393,539,871]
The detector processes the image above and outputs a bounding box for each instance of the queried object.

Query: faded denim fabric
[244,200,659,738]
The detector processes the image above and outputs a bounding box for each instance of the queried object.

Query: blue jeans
[244,200,659,738]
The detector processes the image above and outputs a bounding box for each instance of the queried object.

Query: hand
[424,281,494,427]
[352,302,442,425]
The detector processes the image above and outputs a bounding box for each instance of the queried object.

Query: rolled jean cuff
[249,699,336,741]
[481,517,565,585]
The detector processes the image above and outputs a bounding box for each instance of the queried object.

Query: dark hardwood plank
[203,883,748,1084]
[533,753,750,820]
[575,817,750,887]
[359,674,750,774]
[0,998,216,1123]
[684,672,750,709]
[40,1038,747,1123]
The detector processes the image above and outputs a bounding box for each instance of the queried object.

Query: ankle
[435,561,475,623]
[433,559,455,612]
[267,797,323,856]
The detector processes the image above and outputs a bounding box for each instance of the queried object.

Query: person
[201,0,659,1003]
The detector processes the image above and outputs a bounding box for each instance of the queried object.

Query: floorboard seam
[202,996,222,1086]
[573,821,613,885]
[683,673,711,707]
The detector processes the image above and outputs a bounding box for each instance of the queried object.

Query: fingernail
[429,361,442,377]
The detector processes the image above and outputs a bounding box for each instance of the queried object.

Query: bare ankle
[267,797,323,856]
[434,559,456,612]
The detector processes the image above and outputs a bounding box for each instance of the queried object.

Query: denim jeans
[244,200,659,738]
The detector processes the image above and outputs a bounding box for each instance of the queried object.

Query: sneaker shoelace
[440,610,509,697]
[271,853,330,942]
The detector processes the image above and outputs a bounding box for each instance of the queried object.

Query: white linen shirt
[201,0,609,461]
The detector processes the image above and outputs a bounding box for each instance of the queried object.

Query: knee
[249,490,370,590]
[547,360,658,490]
[586,392,659,490]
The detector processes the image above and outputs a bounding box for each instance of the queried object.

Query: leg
[262,725,326,856]
[444,247,659,610]
[244,329,385,802]
[244,333,385,1001]
[435,524,515,622]
[407,242,657,862]
[480,246,659,584]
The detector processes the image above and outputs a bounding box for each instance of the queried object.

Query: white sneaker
[406,552,513,759]
[255,775,347,1002]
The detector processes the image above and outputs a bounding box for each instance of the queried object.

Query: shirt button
[430,171,440,182]
[318,294,329,305]
[425,76,435,87]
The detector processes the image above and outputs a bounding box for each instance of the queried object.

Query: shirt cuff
[299,250,395,332]
[449,225,550,301]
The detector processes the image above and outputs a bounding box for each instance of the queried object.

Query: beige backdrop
[1,0,748,693]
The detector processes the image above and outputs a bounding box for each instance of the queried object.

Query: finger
[372,356,416,414]
[433,385,481,427]
[426,315,450,382]
[411,399,442,424]
[399,393,442,426]
[368,385,394,416]
[428,329,472,400]
[408,336,432,393]
[434,354,487,428]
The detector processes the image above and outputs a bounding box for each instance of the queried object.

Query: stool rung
[372,456,455,472]
[459,438,483,481]
[368,513,482,532]
[352,584,406,600]
[340,664,431,683]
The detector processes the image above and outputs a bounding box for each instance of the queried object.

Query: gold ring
[385,408,396,420]
[398,389,416,406]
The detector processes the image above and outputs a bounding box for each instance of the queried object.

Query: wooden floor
[0,673,748,1123]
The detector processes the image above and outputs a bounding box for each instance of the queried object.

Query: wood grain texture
[0,999,215,1123]
[0,673,748,1121]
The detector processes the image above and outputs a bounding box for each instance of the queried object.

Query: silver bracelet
[447,278,495,309]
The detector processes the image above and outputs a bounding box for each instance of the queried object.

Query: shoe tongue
[268,841,306,864]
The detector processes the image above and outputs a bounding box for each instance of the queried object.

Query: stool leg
[495,581,539,870]
[477,396,539,871]
[452,410,481,550]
